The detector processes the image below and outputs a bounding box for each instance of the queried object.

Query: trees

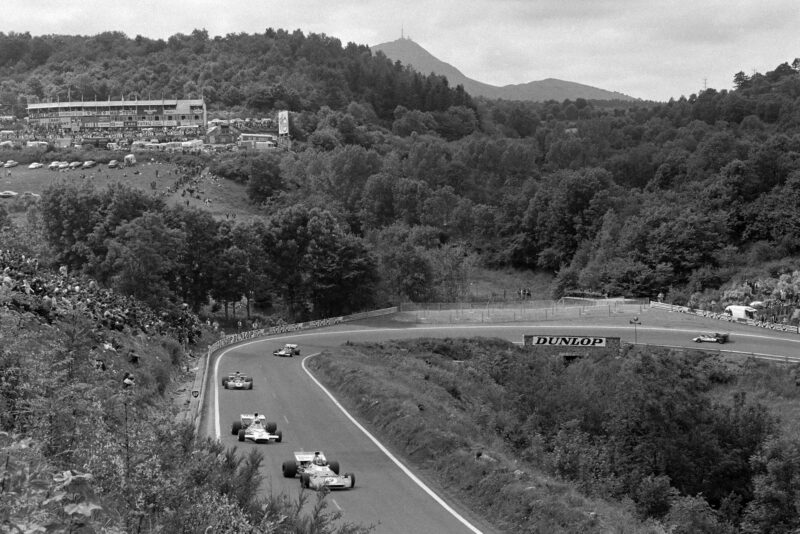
[261,205,378,319]
[244,151,285,204]
[164,206,222,311]
[104,212,187,307]
[741,437,800,533]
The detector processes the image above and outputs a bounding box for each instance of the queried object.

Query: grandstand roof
[27,99,205,110]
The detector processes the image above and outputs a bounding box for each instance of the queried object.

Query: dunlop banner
[524,335,607,347]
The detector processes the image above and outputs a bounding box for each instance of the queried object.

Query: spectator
[122,372,135,388]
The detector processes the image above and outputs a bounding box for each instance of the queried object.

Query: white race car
[273,343,300,357]
[231,413,282,444]
[282,451,355,490]
[692,332,729,344]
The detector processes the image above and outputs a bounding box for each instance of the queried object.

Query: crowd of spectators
[167,164,223,206]
[1,249,202,346]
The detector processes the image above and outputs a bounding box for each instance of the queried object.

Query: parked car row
[46,160,99,170]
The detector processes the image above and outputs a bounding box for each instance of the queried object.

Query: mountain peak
[371,38,637,102]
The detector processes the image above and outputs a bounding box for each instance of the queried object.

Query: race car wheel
[266,422,277,433]
[231,421,242,435]
[329,460,340,475]
[238,429,245,442]
[300,473,310,488]
[282,461,297,478]
[275,430,283,443]
[346,473,355,488]
[247,381,253,390]
[222,378,228,387]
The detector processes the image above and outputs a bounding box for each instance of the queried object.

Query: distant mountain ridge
[371,37,637,102]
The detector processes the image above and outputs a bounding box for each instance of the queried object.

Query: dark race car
[222,372,253,389]
[273,343,300,357]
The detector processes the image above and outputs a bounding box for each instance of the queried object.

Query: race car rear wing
[295,451,326,462]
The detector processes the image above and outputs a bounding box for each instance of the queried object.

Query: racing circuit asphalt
[199,311,800,534]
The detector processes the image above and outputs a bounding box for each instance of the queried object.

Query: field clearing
[0,159,262,222]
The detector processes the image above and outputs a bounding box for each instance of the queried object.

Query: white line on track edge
[300,353,485,534]
[213,332,485,533]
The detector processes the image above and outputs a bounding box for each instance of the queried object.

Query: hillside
[371,37,637,102]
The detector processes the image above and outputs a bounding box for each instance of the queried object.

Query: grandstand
[26,99,206,133]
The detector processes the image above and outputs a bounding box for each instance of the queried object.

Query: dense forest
[2,30,800,315]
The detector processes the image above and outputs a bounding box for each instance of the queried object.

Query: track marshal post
[630,316,641,344]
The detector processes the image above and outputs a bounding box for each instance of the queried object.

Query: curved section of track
[202,319,800,534]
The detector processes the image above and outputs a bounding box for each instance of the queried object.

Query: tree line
[2,29,800,307]
[0,29,473,121]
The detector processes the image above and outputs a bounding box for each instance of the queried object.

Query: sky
[4,0,799,102]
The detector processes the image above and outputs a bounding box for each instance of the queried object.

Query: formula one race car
[282,451,355,490]
[222,371,253,389]
[692,332,729,344]
[273,343,300,357]
[231,413,282,444]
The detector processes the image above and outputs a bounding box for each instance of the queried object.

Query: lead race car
[222,371,253,389]
[273,343,300,357]
[282,451,355,490]
[231,413,283,444]
[692,332,730,344]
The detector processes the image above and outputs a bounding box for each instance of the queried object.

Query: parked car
[82,160,96,168]
[0,190,19,198]
[28,162,43,169]
[4,160,18,168]
[107,159,119,168]
[68,161,83,169]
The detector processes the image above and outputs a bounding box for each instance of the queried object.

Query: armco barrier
[185,307,398,436]
[649,301,799,334]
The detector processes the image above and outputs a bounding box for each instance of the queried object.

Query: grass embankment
[308,337,800,534]
[307,338,654,533]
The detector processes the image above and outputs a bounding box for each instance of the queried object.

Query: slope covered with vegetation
[0,246,371,532]
[309,337,800,533]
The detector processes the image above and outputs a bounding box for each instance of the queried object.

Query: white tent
[724,305,757,320]
[124,154,136,166]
